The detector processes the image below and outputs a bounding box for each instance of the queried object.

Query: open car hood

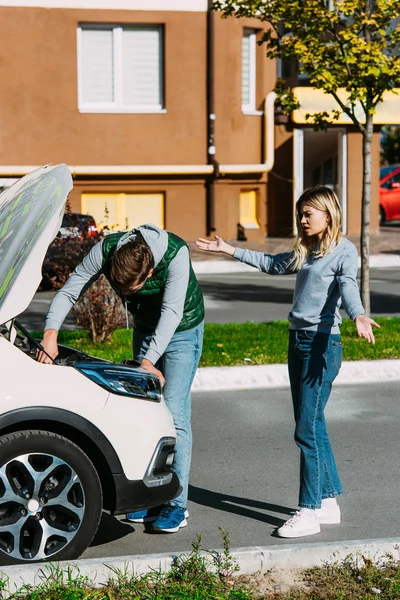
[0,164,73,325]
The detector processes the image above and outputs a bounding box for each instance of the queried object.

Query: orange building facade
[0,0,380,241]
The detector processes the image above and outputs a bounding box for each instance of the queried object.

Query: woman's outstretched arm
[196,235,296,275]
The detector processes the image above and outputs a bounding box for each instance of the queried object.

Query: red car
[380,165,400,224]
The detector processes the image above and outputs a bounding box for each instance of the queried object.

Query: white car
[0,165,179,564]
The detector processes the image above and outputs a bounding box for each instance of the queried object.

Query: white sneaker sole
[153,517,188,533]
[277,522,321,538]
[127,509,189,524]
[127,515,157,523]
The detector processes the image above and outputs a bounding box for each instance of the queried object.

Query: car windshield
[380,165,400,180]
[62,213,93,228]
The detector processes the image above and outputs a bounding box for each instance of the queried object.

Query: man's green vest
[102,231,204,334]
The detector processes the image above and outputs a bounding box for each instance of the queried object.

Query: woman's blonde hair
[292,186,342,270]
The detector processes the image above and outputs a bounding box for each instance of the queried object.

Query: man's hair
[110,233,154,294]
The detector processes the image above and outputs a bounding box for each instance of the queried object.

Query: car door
[381,169,400,221]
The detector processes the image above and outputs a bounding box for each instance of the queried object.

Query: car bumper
[111,472,181,515]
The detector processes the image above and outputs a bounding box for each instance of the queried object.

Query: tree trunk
[360,114,373,315]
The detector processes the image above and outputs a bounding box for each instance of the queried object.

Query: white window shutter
[242,29,256,111]
[122,27,162,107]
[242,33,251,107]
[81,29,114,103]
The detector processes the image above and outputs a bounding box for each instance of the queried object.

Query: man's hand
[196,235,235,256]
[355,314,381,344]
[36,329,59,364]
[140,358,165,387]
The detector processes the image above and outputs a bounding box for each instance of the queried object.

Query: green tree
[214,0,400,313]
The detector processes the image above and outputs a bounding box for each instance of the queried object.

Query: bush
[72,275,126,344]
[41,236,100,291]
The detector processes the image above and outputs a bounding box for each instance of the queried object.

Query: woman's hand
[195,235,235,256]
[354,314,381,344]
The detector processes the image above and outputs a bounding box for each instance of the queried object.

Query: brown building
[0,0,382,242]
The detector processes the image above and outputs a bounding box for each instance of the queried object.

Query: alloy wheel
[0,452,85,561]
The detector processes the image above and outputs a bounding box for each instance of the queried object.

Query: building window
[239,190,259,229]
[77,25,164,113]
[81,193,165,231]
[242,29,257,113]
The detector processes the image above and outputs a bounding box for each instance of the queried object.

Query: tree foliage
[214,0,400,129]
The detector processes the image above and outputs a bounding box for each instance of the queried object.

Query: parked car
[0,164,179,565]
[58,212,99,241]
[41,212,100,290]
[380,164,400,224]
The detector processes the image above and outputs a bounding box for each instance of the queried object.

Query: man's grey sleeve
[233,247,296,275]
[44,241,104,331]
[337,247,365,320]
[144,246,190,365]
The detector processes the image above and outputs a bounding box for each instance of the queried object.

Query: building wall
[69,179,206,240]
[0,4,382,241]
[0,7,208,166]
[346,132,380,235]
[214,16,276,165]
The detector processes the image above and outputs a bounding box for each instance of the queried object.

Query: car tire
[380,206,386,225]
[0,430,102,565]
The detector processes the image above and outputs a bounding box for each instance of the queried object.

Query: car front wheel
[0,430,102,564]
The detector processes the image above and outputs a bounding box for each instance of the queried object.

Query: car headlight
[73,361,162,402]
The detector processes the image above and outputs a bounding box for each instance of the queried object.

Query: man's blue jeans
[288,330,343,509]
[134,321,204,510]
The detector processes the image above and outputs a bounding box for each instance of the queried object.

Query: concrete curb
[192,359,400,392]
[1,538,400,592]
[192,253,400,275]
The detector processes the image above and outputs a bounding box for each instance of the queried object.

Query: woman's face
[299,202,329,240]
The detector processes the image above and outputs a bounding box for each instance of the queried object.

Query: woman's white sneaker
[316,503,341,524]
[277,509,321,538]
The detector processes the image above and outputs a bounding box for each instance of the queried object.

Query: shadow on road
[189,484,294,528]
[370,290,400,314]
[90,511,134,547]
[198,282,294,305]
[200,280,400,315]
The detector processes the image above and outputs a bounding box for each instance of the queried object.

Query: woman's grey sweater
[233,237,365,334]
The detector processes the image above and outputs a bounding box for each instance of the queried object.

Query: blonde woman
[196,186,379,538]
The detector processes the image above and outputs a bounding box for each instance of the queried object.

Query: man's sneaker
[151,504,189,533]
[277,509,321,538]
[126,506,162,523]
[316,503,341,524]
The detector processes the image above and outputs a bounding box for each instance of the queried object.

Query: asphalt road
[81,381,399,559]
[20,267,400,330]
[199,267,400,323]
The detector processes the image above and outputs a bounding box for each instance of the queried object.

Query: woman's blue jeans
[134,321,204,510]
[288,330,343,509]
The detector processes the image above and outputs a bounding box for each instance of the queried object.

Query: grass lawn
[50,317,400,367]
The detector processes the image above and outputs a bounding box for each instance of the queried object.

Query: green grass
[49,317,400,367]
[8,532,252,600]
[275,554,400,599]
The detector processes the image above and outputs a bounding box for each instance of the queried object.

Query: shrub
[72,275,126,344]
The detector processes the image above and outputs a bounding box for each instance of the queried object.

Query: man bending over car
[38,224,204,534]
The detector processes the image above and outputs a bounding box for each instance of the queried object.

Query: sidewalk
[188,225,400,263]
